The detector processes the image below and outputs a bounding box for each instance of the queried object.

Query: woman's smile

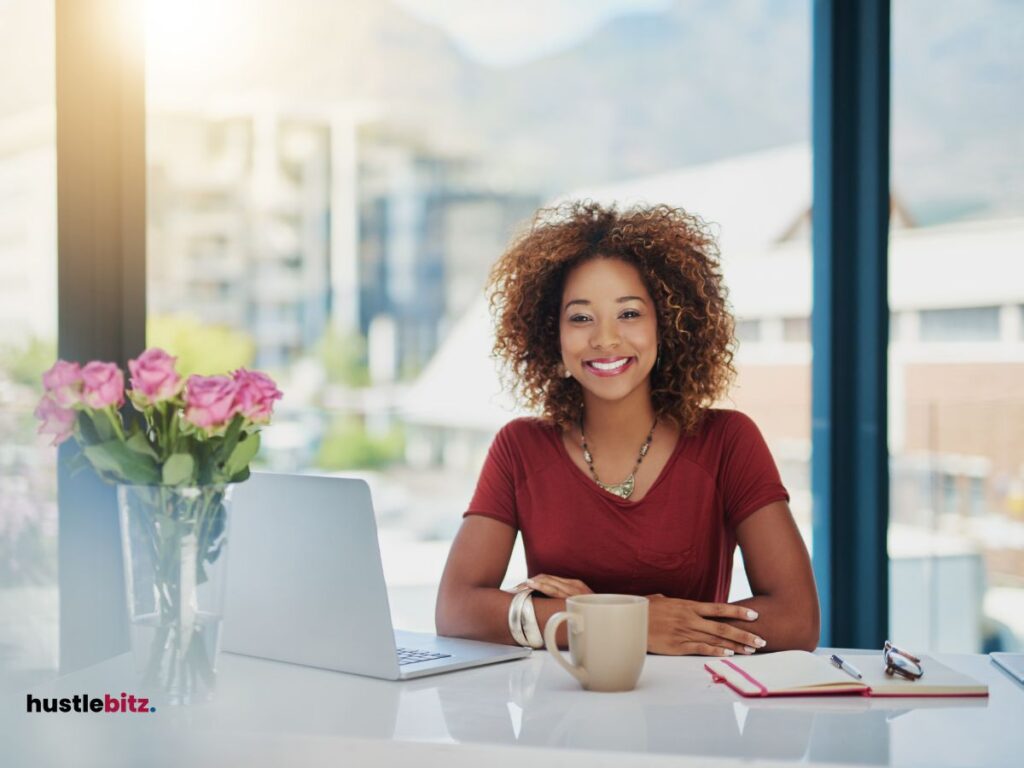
[584,356,636,376]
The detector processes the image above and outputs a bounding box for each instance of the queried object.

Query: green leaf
[162,453,195,486]
[205,540,226,565]
[222,432,260,478]
[81,443,124,476]
[195,439,215,485]
[211,414,244,466]
[86,409,115,442]
[64,447,91,476]
[205,508,226,545]
[126,430,159,460]
[82,440,161,485]
[76,411,101,444]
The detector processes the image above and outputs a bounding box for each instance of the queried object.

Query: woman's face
[559,257,658,406]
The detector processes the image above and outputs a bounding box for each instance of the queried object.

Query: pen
[830,654,863,680]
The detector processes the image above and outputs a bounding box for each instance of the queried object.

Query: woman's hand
[646,594,766,656]
[515,579,763,656]
[516,573,594,599]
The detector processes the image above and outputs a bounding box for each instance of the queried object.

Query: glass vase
[117,484,234,706]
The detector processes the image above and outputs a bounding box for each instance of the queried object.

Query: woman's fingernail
[722,649,734,656]
[754,637,766,648]
[744,646,756,654]
[526,578,536,585]
[746,610,758,620]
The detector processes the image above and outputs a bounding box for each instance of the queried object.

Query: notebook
[705,650,988,698]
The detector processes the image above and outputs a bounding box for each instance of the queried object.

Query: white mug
[544,594,648,692]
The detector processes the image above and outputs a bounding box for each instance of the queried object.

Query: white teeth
[588,358,630,371]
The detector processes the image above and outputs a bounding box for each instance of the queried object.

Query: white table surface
[2,646,1022,768]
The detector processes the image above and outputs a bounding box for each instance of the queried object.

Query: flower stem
[104,406,125,441]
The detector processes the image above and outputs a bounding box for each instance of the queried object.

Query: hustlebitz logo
[27,692,156,714]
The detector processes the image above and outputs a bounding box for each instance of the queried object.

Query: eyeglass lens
[883,643,923,679]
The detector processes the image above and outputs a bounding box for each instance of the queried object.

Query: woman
[435,201,819,656]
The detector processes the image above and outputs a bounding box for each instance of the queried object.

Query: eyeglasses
[883,640,924,680]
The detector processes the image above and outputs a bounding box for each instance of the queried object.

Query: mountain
[475,0,809,192]
[1,0,1021,222]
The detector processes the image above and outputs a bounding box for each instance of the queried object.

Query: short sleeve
[718,412,790,530]
[463,422,519,530]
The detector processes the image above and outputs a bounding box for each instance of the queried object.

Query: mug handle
[544,611,588,687]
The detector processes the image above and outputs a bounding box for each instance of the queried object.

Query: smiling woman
[435,201,820,657]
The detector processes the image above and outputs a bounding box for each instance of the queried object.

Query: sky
[391,0,673,67]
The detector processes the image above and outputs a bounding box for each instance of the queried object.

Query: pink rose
[182,375,239,433]
[232,368,282,425]
[80,361,125,410]
[128,347,183,406]
[42,360,83,408]
[34,394,77,446]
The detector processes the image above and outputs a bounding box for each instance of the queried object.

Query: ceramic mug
[544,594,649,692]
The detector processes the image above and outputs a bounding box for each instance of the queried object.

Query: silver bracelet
[520,592,544,649]
[507,588,532,647]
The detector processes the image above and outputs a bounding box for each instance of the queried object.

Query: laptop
[221,472,531,680]
[990,653,1024,685]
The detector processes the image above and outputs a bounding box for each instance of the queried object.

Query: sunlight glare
[144,0,230,66]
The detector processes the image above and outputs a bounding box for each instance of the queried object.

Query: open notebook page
[706,651,988,697]
[706,651,867,696]
[838,653,988,697]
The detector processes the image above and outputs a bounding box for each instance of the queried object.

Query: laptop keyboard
[396,647,452,666]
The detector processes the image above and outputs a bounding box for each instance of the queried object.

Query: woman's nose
[589,321,621,350]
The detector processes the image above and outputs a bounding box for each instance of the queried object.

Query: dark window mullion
[811,0,891,648]
[55,0,146,673]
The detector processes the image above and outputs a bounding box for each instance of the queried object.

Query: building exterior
[148,105,539,378]
[357,127,539,380]
[148,105,336,370]
[0,107,56,345]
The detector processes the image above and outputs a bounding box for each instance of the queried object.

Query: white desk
[2,648,1022,767]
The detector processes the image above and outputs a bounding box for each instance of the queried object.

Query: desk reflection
[206,652,402,740]
[7,647,1002,768]
[423,657,824,758]
[407,655,986,764]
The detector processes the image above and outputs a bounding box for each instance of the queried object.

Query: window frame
[55,0,146,672]
[53,0,892,666]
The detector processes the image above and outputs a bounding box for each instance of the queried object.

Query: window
[889,0,1024,653]
[782,316,810,343]
[0,1,58,687]
[144,0,812,628]
[735,319,762,343]
[919,306,1000,343]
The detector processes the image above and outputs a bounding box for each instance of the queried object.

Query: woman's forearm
[435,587,569,647]
[723,594,820,652]
[438,586,817,654]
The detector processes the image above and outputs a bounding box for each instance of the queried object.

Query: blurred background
[1,0,1021,688]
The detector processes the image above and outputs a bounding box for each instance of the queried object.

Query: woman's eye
[620,310,641,319]
[569,315,590,323]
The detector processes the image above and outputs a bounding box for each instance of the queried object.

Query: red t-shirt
[463,409,788,602]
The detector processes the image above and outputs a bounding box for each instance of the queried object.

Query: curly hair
[486,200,736,435]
